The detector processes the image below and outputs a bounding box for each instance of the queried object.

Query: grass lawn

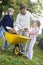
[0,38,43,65]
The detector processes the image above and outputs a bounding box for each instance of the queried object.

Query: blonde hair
[8,8,14,13]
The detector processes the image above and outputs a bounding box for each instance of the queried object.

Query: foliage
[38,38,43,50]
[0,38,43,65]
[0,0,43,19]
[37,34,43,50]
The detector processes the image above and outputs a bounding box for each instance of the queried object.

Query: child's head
[8,8,14,16]
[34,20,41,28]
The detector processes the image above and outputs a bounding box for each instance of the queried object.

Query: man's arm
[29,12,35,23]
[16,14,22,29]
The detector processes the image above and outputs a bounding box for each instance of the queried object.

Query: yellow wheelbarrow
[5,32,30,55]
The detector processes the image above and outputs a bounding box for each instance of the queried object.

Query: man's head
[8,8,14,16]
[20,5,26,15]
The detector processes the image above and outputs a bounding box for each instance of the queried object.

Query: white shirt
[14,11,34,31]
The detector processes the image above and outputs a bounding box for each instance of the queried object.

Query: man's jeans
[18,30,29,52]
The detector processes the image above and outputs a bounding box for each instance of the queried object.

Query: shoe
[26,54,32,60]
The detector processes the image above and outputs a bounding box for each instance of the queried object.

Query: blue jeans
[0,26,5,38]
[0,26,8,50]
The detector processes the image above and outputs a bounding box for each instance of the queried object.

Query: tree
[0,0,43,19]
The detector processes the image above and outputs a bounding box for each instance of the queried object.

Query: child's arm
[28,31,38,35]
[26,29,39,35]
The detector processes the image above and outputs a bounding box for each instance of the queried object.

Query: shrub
[37,35,43,50]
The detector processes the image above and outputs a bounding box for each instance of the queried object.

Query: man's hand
[19,28,28,32]
[24,28,28,31]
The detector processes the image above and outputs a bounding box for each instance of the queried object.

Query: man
[14,5,34,52]
[0,8,14,50]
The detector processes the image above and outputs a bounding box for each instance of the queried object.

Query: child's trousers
[26,37,36,60]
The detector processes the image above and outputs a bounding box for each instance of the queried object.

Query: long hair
[36,20,41,28]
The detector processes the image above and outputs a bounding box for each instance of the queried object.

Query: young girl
[26,20,41,60]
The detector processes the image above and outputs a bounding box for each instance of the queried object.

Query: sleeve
[16,14,22,29]
[29,12,35,23]
[12,17,14,28]
[33,27,39,35]
[0,16,5,27]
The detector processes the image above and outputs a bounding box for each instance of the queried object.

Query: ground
[0,38,43,65]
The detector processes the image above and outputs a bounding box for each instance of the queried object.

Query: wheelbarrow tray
[5,32,30,45]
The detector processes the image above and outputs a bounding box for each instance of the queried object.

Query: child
[0,8,14,50]
[26,20,41,60]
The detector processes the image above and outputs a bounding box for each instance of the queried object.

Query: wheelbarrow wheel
[13,44,20,55]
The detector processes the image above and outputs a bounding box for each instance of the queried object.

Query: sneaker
[26,54,32,60]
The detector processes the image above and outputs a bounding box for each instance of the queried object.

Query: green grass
[0,38,43,65]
